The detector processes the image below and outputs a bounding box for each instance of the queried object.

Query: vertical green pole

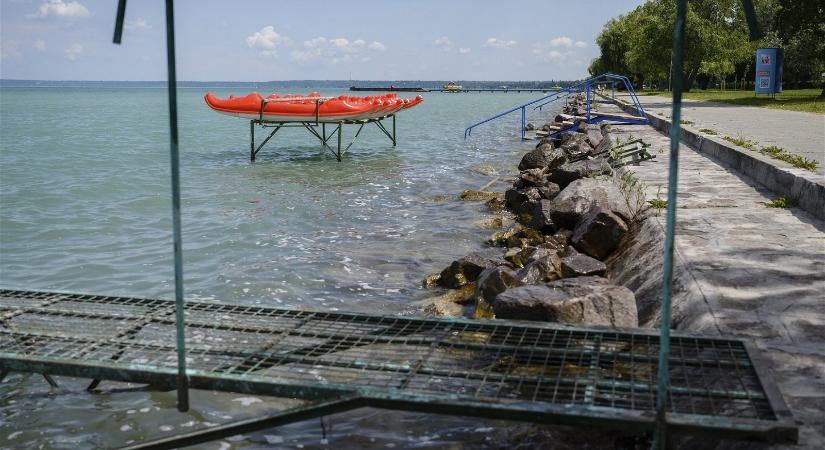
[165,0,189,412]
[653,0,687,447]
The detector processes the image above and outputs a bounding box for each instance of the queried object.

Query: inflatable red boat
[204,91,422,122]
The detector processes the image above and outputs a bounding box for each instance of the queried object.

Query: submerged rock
[421,283,477,317]
[571,206,628,260]
[485,197,506,211]
[438,249,508,289]
[460,189,502,201]
[560,254,607,278]
[422,272,442,288]
[493,276,638,327]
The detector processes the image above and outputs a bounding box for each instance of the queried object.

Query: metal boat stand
[250,114,397,162]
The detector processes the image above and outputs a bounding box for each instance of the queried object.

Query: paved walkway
[618,94,825,174]
[611,121,825,449]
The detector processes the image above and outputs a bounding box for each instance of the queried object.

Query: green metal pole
[164,0,189,412]
[653,0,687,447]
[250,121,255,161]
[392,114,396,146]
[337,123,342,162]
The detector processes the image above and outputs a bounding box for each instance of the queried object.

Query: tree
[773,0,825,96]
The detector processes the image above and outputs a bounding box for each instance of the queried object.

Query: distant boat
[443,81,463,91]
[349,86,427,92]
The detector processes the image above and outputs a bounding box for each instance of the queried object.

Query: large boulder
[559,133,591,159]
[516,252,562,284]
[571,206,629,260]
[537,182,560,200]
[518,146,567,171]
[547,159,612,190]
[438,249,508,288]
[529,199,556,234]
[476,267,524,305]
[504,187,540,211]
[488,224,545,248]
[492,276,638,327]
[519,168,548,187]
[560,254,607,278]
[547,178,632,229]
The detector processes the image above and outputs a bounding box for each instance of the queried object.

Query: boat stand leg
[43,373,59,388]
[336,123,343,162]
[250,121,255,161]
[252,126,281,161]
[392,114,396,146]
[0,369,8,382]
[87,379,102,391]
[322,123,326,145]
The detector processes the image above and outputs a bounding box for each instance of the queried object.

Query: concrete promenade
[618,94,825,173]
[610,120,825,449]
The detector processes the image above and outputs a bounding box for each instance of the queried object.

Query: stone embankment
[423,94,644,329]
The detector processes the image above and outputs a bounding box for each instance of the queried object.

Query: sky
[0,0,646,81]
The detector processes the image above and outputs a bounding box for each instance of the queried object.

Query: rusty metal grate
[0,289,796,442]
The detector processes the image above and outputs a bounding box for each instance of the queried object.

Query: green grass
[722,135,756,149]
[698,128,717,135]
[765,196,793,208]
[647,198,667,209]
[680,119,694,125]
[640,88,824,114]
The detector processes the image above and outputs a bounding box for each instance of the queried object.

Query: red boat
[204,91,422,122]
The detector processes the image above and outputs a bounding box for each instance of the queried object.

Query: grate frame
[0,289,797,443]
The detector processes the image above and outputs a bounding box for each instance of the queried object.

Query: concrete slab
[609,121,825,449]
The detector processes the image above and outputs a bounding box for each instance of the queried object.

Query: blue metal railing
[464,73,649,141]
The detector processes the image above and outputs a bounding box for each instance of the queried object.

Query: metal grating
[0,289,796,442]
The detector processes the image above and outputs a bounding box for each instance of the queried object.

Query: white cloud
[574,40,587,48]
[485,37,516,49]
[291,36,386,64]
[246,26,290,57]
[550,36,573,48]
[125,18,151,31]
[434,36,454,52]
[34,39,47,51]
[27,0,90,19]
[1,40,22,59]
[368,41,386,51]
[64,43,83,60]
[458,47,471,54]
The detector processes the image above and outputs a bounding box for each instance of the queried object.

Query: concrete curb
[613,98,825,220]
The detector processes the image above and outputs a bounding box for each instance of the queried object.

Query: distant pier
[349,86,557,93]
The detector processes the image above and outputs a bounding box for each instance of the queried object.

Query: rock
[560,133,592,159]
[560,254,607,278]
[438,249,508,289]
[540,230,570,251]
[559,245,579,258]
[518,146,567,171]
[517,199,540,220]
[492,276,638,327]
[519,168,547,187]
[516,251,562,284]
[504,187,540,211]
[547,159,612,190]
[460,189,502,201]
[431,194,450,202]
[537,182,560,200]
[485,197,506,211]
[421,283,477,317]
[422,272,441,288]
[529,200,555,234]
[548,179,632,229]
[475,215,511,229]
[585,128,606,152]
[476,267,523,305]
[525,122,534,131]
[571,206,629,260]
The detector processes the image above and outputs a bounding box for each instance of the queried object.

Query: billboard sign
[755,48,783,94]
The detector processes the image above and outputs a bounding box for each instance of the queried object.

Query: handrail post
[164,0,189,412]
[653,0,687,447]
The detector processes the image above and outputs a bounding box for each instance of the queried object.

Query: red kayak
[205,91,423,122]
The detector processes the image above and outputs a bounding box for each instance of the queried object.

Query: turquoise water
[0,86,559,449]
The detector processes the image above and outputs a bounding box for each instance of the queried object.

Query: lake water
[0,85,560,449]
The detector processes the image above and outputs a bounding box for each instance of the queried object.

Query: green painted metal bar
[653,0,687,447]
[112,0,126,44]
[163,0,189,412]
[118,396,364,450]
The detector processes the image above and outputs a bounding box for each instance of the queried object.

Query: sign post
[754,48,783,96]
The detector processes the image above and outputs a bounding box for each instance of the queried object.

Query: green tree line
[589,0,825,96]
